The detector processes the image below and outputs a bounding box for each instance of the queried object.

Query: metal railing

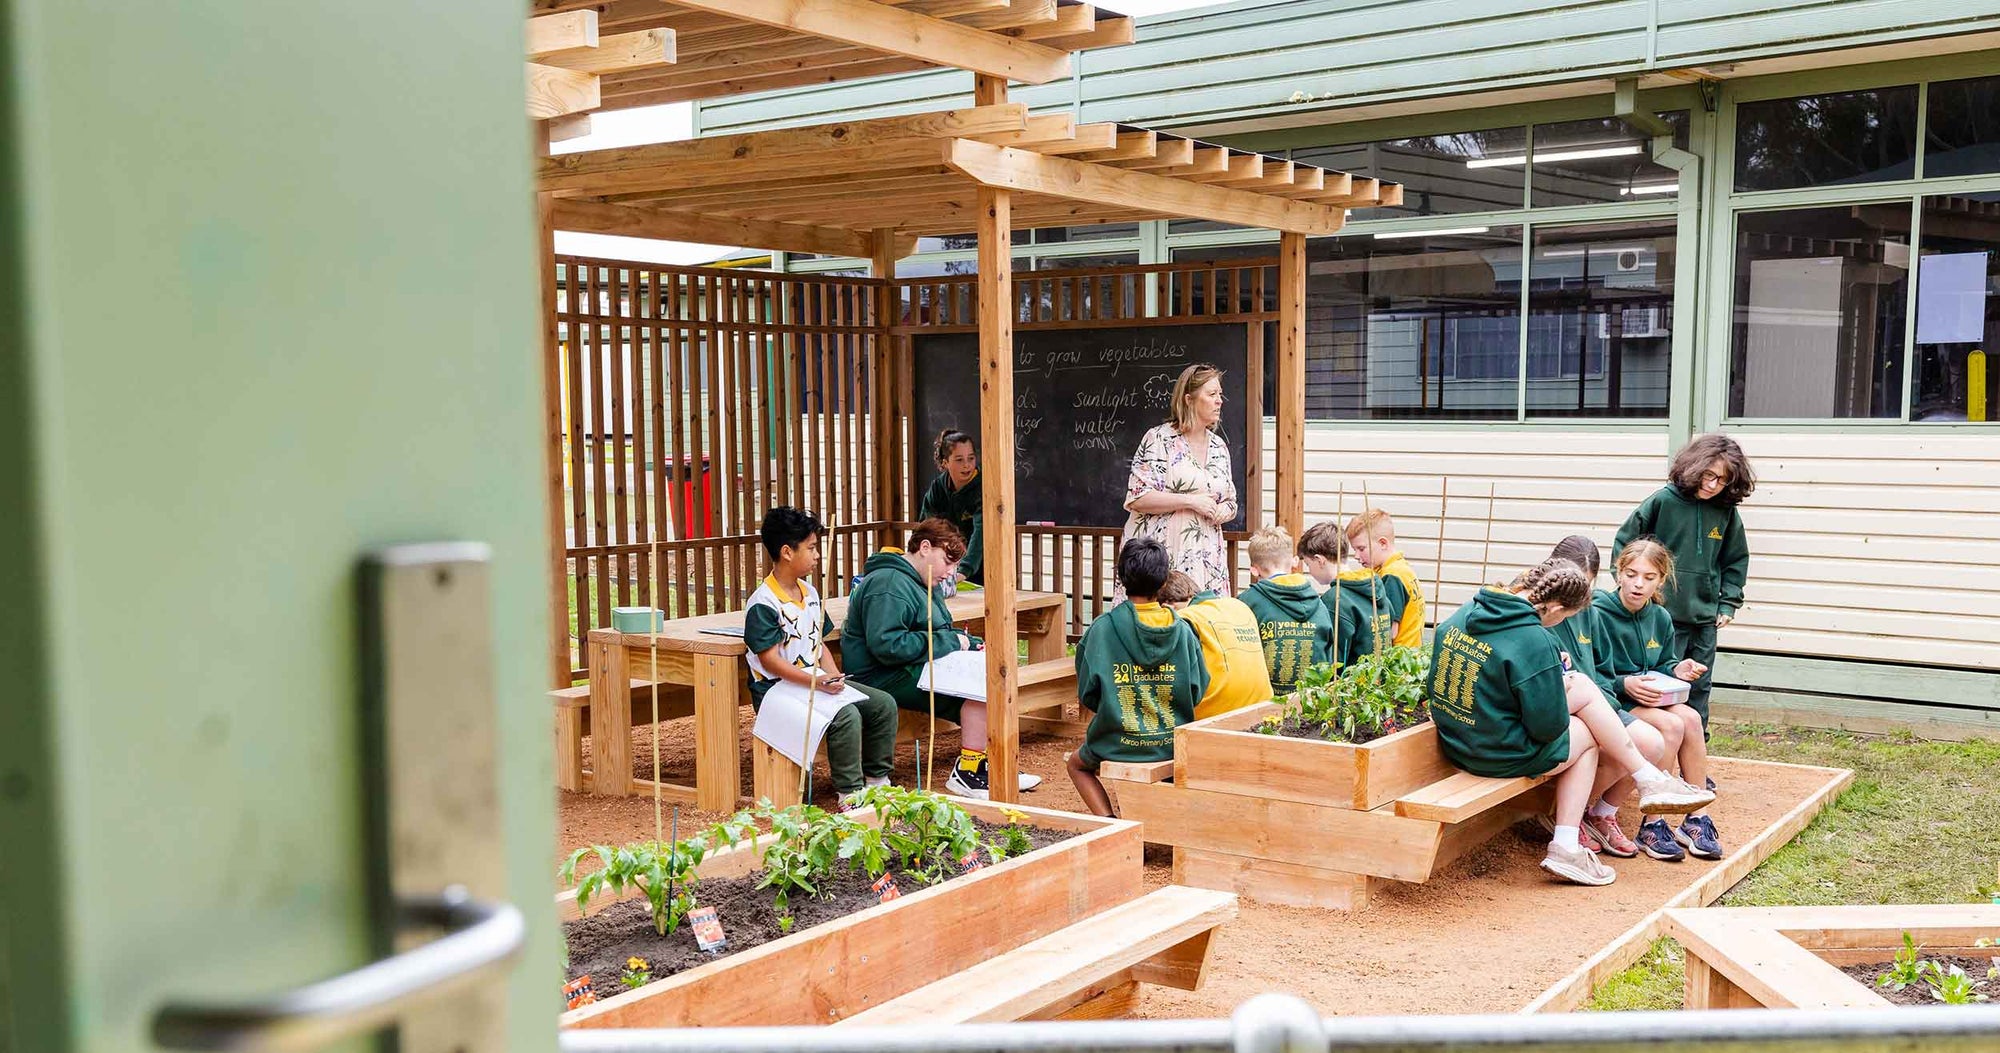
[560,993,2000,1053]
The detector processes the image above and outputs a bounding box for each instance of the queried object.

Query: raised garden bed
[1183,702,1451,811]
[1662,904,2000,1010]
[557,796,1141,1028]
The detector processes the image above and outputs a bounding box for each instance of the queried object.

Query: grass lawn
[1584,724,2000,1010]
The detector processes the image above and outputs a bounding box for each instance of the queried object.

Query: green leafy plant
[851,785,988,885]
[1919,960,1988,1004]
[561,836,709,937]
[711,801,883,915]
[1975,936,1999,980]
[1258,646,1431,744]
[619,956,652,989]
[995,807,1033,859]
[1876,932,1926,991]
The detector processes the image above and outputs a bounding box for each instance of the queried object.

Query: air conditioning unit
[1620,307,1670,339]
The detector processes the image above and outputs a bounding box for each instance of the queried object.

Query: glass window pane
[1530,113,1689,207]
[1728,206,1909,419]
[1035,224,1140,243]
[1912,192,2000,422]
[1525,220,1675,418]
[1296,226,1524,419]
[1293,126,1528,219]
[1923,76,2000,179]
[1733,86,1918,192]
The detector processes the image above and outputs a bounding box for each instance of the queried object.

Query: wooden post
[1275,232,1307,538]
[974,73,1020,802]
[871,229,901,547]
[538,122,574,688]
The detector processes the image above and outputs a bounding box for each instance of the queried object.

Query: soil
[557,710,1845,1016]
[1264,716,1427,746]
[1840,956,2000,1006]
[562,817,1073,991]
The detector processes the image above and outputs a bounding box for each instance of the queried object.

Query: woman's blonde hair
[1169,363,1224,434]
[1613,537,1676,605]
[1507,558,1592,614]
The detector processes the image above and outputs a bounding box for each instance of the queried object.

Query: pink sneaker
[1582,813,1639,858]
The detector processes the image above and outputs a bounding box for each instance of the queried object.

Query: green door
[0,3,557,1051]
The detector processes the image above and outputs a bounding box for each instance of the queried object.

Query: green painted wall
[0,3,556,1051]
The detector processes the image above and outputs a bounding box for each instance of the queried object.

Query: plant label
[688,906,728,953]
[957,851,986,876]
[563,975,598,1009]
[871,872,902,903]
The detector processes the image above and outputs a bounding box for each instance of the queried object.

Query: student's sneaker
[1540,842,1617,886]
[1632,770,1716,814]
[1582,814,1639,858]
[1705,776,1717,792]
[943,760,1041,800]
[864,775,892,789]
[1675,814,1724,860]
[1534,813,1607,854]
[1635,818,1686,862]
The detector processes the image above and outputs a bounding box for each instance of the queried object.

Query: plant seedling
[1919,960,1988,1004]
[620,956,652,989]
[1876,932,1925,991]
[561,835,709,936]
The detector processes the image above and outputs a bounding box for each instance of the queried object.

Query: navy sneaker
[1705,776,1717,792]
[1675,814,1724,860]
[1636,818,1685,861]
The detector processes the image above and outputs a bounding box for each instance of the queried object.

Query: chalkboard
[910,324,1250,530]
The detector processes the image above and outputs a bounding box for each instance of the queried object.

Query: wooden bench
[832,885,1237,1025]
[1392,770,1549,822]
[551,679,694,794]
[750,658,1085,807]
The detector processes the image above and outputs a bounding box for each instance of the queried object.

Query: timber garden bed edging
[1661,903,2000,1010]
[557,796,1142,1028]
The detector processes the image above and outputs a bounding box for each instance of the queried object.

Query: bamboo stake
[1331,480,1344,670]
[1360,480,1382,653]
[652,538,662,843]
[798,672,819,800]
[924,554,936,793]
[1480,483,1497,588]
[1433,476,1449,615]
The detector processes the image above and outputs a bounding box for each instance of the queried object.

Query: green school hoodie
[1614,485,1749,625]
[1546,605,1619,708]
[1589,588,1682,708]
[1239,573,1335,693]
[918,470,983,583]
[1321,572,1393,669]
[1427,588,1571,779]
[840,551,964,686]
[1075,600,1208,764]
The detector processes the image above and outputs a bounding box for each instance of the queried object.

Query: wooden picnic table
[585,589,1069,808]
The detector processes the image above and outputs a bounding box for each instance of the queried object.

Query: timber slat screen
[556,256,895,679]
[895,258,1273,637]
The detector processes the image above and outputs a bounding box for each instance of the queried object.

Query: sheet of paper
[751,679,868,767]
[915,649,990,702]
[1917,251,1989,344]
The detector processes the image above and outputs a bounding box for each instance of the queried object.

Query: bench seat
[1392,769,1549,822]
[551,679,694,793]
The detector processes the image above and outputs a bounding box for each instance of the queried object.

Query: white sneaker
[944,769,988,800]
[1634,770,1716,814]
[1540,842,1617,886]
[863,775,892,789]
[1018,772,1042,792]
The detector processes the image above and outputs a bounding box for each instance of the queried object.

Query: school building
[687,0,2000,733]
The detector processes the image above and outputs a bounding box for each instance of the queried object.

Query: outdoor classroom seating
[1103,707,1553,910]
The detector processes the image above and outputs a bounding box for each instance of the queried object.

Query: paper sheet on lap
[916,649,990,702]
[752,679,870,765]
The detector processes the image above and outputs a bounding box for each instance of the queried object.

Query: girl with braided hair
[1428,558,1714,886]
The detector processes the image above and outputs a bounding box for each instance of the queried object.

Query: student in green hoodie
[1429,559,1713,886]
[1593,538,1724,861]
[1066,538,1208,817]
[1546,535,1671,862]
[1238,525,1334,693]
[841,517,1040,799]
[917,428,982,585]
[1297,521,1394,669]
[1614,433,1755,732]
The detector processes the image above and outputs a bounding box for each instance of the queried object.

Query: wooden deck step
[1018,657,1078,716]
[1393,770,1547,822]
[834,885,1237,1026]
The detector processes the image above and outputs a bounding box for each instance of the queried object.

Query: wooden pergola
[529,0,1399,802]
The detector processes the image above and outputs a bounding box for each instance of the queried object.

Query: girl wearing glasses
[1613,434,1757,741]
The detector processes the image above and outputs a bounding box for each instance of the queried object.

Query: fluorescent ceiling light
[1374,226,1490,240]
[1539,245,1652,258]
[1621,182,1681,196]
[1465,144,1644,169]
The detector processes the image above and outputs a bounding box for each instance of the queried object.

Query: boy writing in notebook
[745,506,900,807]
[1346,507,1426,649]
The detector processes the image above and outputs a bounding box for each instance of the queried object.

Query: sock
[864,775,891,789]
[1588,799,1620,819]
[1552,825,1582,852]
[957,748,986,773]
[1632,762,1663,782]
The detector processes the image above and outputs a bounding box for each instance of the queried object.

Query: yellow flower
[999,807,1028,825]
[626,956,649,971]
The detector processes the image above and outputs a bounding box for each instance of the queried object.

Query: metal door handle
[152,886,524,1052]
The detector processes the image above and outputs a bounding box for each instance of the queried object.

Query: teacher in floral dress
[1121,363,1238,596]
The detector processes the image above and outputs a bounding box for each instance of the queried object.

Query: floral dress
[1121,423,1238,596]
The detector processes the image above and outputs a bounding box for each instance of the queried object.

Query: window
[1733,86,1919,192]
[1530,114,1689,206]
[1526,220,1676,417]
[1912,193,2000,422]
[1298,226,1525,419]
[1922,76,2000,179]
[1728,206,1909,419]
[1294,126,1528,219]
